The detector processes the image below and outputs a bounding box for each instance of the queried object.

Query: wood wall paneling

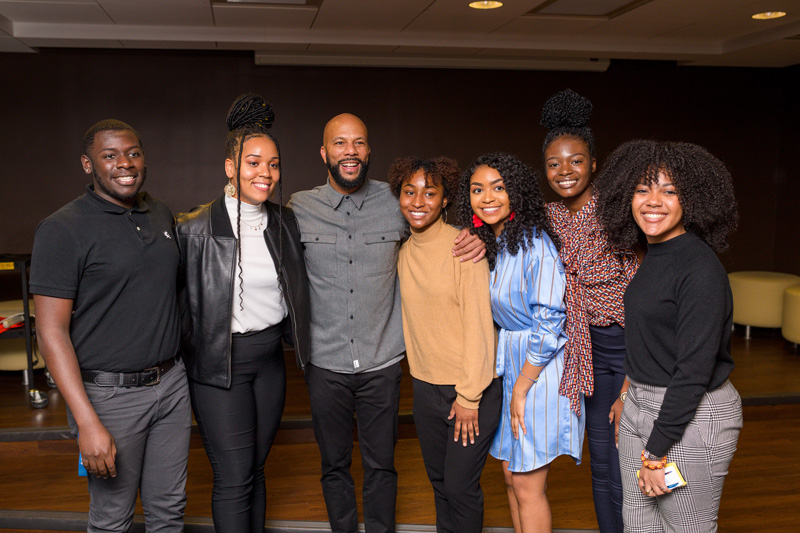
[0,50,797,276]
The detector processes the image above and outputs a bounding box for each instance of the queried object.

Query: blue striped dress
[488,231,585,472]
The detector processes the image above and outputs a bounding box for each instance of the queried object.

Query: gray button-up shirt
[289,179,409,373]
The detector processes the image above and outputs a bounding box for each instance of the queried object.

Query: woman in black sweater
[595,140,742,532]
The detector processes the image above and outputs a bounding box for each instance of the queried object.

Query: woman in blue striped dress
[458,153,585,533]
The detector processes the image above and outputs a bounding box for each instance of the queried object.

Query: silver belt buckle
[142,365,161,386]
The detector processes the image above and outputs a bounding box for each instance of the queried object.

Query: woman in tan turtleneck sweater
[389,156,501,533]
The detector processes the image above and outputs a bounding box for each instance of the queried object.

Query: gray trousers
[67,359,192,532]
[619,379,742,533]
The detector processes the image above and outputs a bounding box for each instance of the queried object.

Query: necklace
[243,215,264,232]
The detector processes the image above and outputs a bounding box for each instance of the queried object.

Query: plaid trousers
[619,379,742,532]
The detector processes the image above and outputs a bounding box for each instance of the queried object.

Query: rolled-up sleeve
[524,239,567,367]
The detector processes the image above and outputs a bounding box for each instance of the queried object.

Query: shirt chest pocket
[301,233,337,278]
[362,230,401,277]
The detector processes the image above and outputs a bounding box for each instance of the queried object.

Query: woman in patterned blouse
[540,89,638,533]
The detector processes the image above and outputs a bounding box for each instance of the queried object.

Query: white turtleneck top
[224,195,287,334]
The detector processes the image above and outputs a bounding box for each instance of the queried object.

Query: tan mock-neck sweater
[397,218,497,409]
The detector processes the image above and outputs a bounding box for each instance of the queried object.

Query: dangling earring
[441,206,447,221]
[224,181,236,197]
[472,214,484,228]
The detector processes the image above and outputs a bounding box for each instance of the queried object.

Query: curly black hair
[540,89,595,159]
[595,140,738,253]
[456,152,558,269]
[387,156,460,203]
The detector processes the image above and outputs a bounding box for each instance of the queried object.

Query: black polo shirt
[30,185,180,373]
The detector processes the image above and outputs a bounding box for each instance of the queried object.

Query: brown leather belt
[81,357,178,387]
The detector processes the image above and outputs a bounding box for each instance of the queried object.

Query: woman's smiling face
[398,169,446,232]
[225,135,280,205]
[631,170,686,244]
[470,165,511,238]
[544,135,595,204]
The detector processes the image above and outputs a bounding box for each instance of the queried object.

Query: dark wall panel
[0,49,796,275]
[774,66,800,275]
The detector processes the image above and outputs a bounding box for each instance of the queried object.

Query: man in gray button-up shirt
[290,159,408,374]
[290,113,483,533]
[290,113,406,533]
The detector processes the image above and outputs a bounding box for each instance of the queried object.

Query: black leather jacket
[175,195,310,388]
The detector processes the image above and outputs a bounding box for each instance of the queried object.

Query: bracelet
[520,371,539,384]
[640,450,667,470]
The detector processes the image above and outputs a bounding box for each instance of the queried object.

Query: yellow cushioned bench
[782,285,800,346]
[728,271,800,338]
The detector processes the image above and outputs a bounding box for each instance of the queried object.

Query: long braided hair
[224,93,285,311]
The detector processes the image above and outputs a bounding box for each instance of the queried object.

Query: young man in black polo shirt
[30,120,191,532]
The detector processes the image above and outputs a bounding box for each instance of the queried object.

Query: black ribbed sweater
[624,231,734,457]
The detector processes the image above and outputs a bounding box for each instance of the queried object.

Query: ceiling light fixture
[751,11,787,20]
[469,1,503,9]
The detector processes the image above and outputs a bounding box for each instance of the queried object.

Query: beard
[93,166,146,204]
[327,155,369,191]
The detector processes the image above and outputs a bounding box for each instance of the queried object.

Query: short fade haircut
[82,119,142,155]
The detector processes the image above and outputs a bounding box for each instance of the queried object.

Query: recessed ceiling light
[469,1,503,9]
[751,11,787,20]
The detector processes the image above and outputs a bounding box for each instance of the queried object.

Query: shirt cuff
[645,427,674,458]
[455,394,481,410]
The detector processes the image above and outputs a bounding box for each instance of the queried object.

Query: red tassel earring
[472,214,484,228]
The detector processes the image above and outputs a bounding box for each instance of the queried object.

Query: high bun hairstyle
[225,92,277,161]
[540,89,595,159]
[224,93,284,311]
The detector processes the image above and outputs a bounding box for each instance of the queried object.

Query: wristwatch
[643,449,663,462]
[619,391,627,403]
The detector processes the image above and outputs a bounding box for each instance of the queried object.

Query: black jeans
[586,324,626,533]
[189,324,286,533]
[305,361,402,533]
[412,377,502,533]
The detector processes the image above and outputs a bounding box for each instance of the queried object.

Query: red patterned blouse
[546,193,638,415]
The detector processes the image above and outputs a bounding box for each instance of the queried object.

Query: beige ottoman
[783,285,800,346]
[728,271,800,338]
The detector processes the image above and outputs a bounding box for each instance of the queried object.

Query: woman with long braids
[540,89,638,533]
[175,93,310,532]
[595,140,742,532]
[458,153,584,533]
[389,156,501,533]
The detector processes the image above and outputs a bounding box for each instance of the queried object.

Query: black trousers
[586,324,626,533]
[412,377,503,533]
[305,361,402,533]
[189,324,286,533]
